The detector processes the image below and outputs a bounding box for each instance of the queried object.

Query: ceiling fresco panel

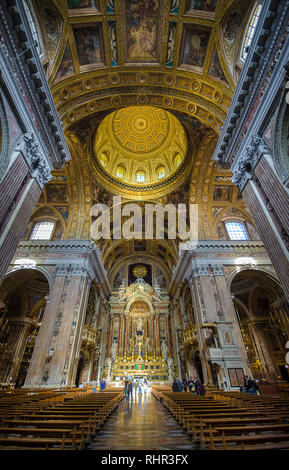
[186,0,217,13]
[181,25,211,70]
[67,0,98,9]
[124,0,162,63]
[73,24,104,67]
[55,43,75,81]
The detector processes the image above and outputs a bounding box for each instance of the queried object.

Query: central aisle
[89,389,194,450]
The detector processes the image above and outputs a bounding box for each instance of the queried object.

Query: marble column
[149,317,154,357]
[118,316,124,357]
[24,264,92,388]
[107,316,114,356]
[165,315,171,357]
[155,315,161,358]
[124,315,130,357]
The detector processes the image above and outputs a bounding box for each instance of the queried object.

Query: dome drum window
[225,221,250,241]
[30,221,55,240]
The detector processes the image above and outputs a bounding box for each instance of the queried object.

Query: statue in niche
[113,319,119,336]
[161,338,168,359]
[135,316,144,334]
[145,337,151,355]
[167,357,174,380]
[110,338,118,360]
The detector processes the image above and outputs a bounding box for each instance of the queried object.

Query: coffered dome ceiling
[93,106,188,188]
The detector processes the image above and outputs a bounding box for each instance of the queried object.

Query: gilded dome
[93,106,188,187]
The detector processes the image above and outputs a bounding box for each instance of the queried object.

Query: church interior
[0,0,289,451]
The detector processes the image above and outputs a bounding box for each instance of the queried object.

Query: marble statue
[167,357,174,381]
[110,338,118,360]
[161,338,168,359]
[136,316,144,333]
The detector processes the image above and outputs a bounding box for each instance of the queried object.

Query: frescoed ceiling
[28,0,258,275]
[33,0,252,135]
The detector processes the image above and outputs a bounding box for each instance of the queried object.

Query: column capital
[22,132,52,188]
[232,135,271,190]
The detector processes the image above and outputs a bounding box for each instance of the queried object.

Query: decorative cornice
[21,132,52,188]
[12,240,111,297]
[213,0,289,167]
[0,0,71,166]
[231,135,271,190]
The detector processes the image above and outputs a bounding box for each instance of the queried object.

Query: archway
[0,269,49,387]
[231,269,289,384]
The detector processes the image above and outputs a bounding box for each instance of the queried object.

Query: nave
[88,389,193,451]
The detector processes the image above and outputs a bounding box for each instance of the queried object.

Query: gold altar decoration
[112,356,167,380]
[133,265,148,279]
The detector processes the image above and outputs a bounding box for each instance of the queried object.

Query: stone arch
[5,265,54,293]
[125,296,154,316]
[26,205,67,241]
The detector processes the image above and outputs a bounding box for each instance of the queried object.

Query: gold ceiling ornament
[111,106,170,156]
[92,105,189,189]
[133,265,148,279]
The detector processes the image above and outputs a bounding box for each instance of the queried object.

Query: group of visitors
[123,377,149,401]
[79,378,107,392]
[172,377,206,396]
[240,375,259,394]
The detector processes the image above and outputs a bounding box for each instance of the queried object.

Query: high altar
[104,268,174,381]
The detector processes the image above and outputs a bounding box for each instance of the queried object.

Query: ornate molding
[231,135,271,190]
[22,132,52,187]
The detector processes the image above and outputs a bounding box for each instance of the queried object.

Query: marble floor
[88,389,195,450]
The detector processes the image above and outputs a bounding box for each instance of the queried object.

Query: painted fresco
[155,267,167,289]
[55,44,74,80]
[166,22,177,67]
[221,1,251,72]
[182,26,211,68]
[41,1,63,66]
[125,0,158,61]
[68,0,95,8]
[213,185,233,202]
[113,266,125,289]
[170,0,181,14]
[108,21,118,66]
[247,222,260,240]
[46,184,68,203]
[209,49,226,82]
[187,0,217,12]
[106,0,115,13]
[74,26,103,66]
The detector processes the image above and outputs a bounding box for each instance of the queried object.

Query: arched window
[241,3,263,62]
[174,153,182,169]
[136,170,145,183]
[30,221,55,240]
[116,166,125,179]
[100,153,108,168]
[225,221,250,241]
[157,166,166,179]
